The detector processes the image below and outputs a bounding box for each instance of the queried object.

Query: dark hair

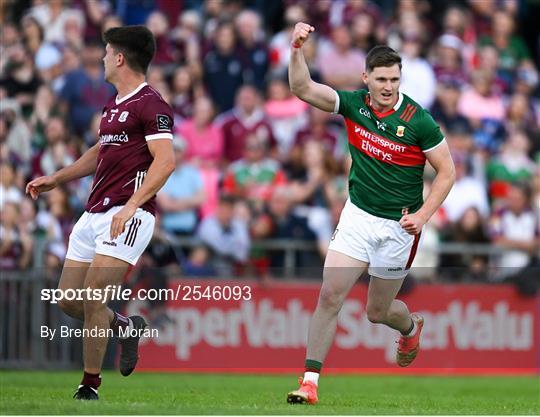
[365,45,402,72]
[102,25,155,74]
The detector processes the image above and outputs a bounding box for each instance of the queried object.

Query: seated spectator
[170,66,194,119]
[0,98,32,168]
[264,76,309,158]
[203,21,244,113]
[0,162,23,209]
[293,106,340,159]
[157,138,205,236]
[442,152,489,223]
[235,10,269,91]
[196,195,250,276]
[181,245,216,277]
[439,207,490,280]
[176,96,223,166]
[432,34,468,88]
[265,186,319,273]
[146,11,177,69]
[222,134,287,210]
[430,80,472,134]
[0,201,33,270]
[490,183,539,279]
[399,34,436,109]
[457,69,505,129]
[487,130,536,200]
[317,25,365,90]
[217,84,276,162]
[59,41,115,136]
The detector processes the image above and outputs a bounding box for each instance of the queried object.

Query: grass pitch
[0,370,538,415]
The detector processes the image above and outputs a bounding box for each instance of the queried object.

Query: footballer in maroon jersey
[26,26,175,400]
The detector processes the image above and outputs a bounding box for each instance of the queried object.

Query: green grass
[0,371,538,415]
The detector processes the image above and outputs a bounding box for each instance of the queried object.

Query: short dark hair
[365,45,402,72]
[102,25,155,74]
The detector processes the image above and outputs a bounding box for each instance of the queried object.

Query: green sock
[305,359,322,373]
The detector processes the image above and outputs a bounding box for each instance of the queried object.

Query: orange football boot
[396,313,424,367]
[287,377,319,404]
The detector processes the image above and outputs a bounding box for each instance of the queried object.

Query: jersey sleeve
[416,110,445,152]
[140,96,174,141]
[335,90,359,119]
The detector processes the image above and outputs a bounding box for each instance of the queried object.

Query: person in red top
[26,26,175,401]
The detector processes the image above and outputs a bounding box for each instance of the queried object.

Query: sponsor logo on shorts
[102,241,117,247]
[387,267,403,272]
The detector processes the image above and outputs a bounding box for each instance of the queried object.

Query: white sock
[118,318,134,340]
[404,319,417,338]
[303,371,319,386]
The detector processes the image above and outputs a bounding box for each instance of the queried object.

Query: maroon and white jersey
[86,82,173,216]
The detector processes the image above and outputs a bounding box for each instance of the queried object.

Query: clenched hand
[291,22,315,48]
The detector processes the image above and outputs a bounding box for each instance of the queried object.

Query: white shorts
[66,206,155,265]
[328,199,421,279]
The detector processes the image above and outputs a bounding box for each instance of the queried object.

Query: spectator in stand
[157,138,205,237]
[293,106,340,158]
[264,76,309,158]
[0,44,41,117]
[170,66,195,119]
[176,96,223,166]
[32,116,75,178]
[25,0,85,44]
[430,80,471,134]
[317,25,365,91]
[29,85,62,151]
[431,34,468,88]
[490,183,539,279]
[477,10,533,87]
[457,69,505,131]
[0,163,23,210]
[222,133,287,210]
[235,10,269,91]
[439,207,490,280]
[0,201,33,271]
[475,45,507,94]
[487,130,536,201]
[505,93,538,133]
[265,185,319,272]
[218,84,275,162]
[0,99,32,168]
[146,10,177,70]
[399,34,436,109]
[442,152,489,223]
[269,4,307,77]
[203,20,244,112]
[170,10,202,66]
[196,194,250,276]
[59,42,115,136]
[34,42,65,93]
[350,12,378,53]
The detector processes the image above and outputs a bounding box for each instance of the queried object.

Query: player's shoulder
[398,92,438,126]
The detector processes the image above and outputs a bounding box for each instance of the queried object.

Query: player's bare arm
[109,139,175,239]
[289,22,337,113]
[399,141,455,235]
[25,142,100,200]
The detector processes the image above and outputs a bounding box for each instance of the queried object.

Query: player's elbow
[290,80,309,99]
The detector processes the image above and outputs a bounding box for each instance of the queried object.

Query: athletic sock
[303,359,322,386]
[401,317,417,337]
[80,371,101,390]
[110,311,132,339]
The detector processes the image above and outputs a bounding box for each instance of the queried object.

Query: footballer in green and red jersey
[335,89,444,222]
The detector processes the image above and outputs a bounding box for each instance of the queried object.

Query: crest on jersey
[119,111,129,122]
[156,114,171,131]
[396,125,405,137]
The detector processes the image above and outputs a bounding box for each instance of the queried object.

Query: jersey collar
[115,82,148,105]
[366,92,404,118]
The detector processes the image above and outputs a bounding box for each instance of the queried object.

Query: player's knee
[58,298,82,318]
[366,305,387,324]
[318,286,345,312]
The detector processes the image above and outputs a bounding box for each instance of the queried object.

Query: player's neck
[114,74,147,101]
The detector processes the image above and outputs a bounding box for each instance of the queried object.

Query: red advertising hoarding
[126,281,539,374]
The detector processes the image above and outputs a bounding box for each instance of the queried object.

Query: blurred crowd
[1,0,539,284]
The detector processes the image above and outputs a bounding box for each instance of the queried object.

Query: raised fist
[291,22,315,48]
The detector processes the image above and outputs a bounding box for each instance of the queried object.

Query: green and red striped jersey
[336,89,444,221]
